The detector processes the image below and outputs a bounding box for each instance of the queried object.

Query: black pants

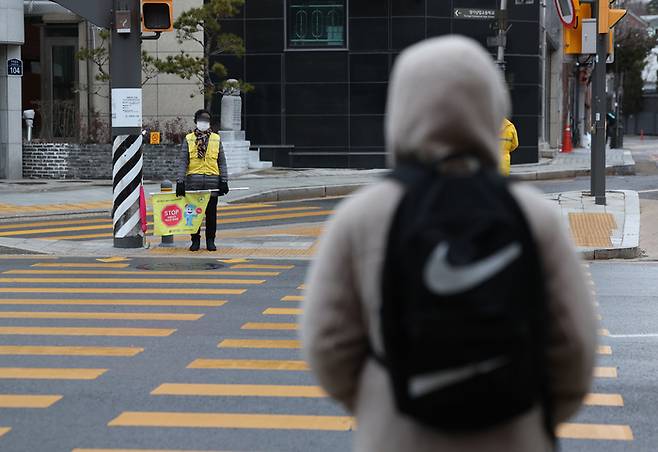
[192,195,218,240]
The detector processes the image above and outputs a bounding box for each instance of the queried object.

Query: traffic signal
[564,0,625,55]
[598,0,627,34]
[141,0,173,33]
[564,1,590,55]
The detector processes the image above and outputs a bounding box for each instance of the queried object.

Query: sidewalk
[0,148,640,259]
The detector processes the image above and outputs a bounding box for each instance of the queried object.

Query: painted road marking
[32,263,129,268]
[597,345,612,355]
[0,368,106,380]
[218,339,301,349]
[4,269,280,277]
[297,284,306,290]
[0,288,245,295]
[73,449,231,452]
[0,346,143,357]
[584,393,624,407]
[0,299,226,307]
[241,322,298,331]
[188,359,308,371]
[0,427,10,437]
[108,411,355,431]
[557,423,633,440]
[96,257,131,263]
[152,383,325,398]
[0,312,202,321]
[598,329,610,336]
[0,327,175,337]
[0,394,62,408]
[0,277,264,285]
[263,308,302,315]
[231,264,294,270]
[609,333,658,338]
[282,295,304,302]
[0,218,109,230]
[594,367,618,378]
[2,211,335,240]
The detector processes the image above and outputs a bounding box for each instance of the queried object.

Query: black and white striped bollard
[112,134,144,248]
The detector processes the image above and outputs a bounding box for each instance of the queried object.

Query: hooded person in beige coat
[301,36,597,452]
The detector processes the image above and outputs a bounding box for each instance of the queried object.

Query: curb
[513,163,635,181]
[230,183,367,204]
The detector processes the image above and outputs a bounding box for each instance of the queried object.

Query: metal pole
[497,0,507,70]
[591,0,607,205]
[159,180,175,247]
[111,0,144,248]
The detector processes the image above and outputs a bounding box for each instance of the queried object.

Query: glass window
[287,1,347,49]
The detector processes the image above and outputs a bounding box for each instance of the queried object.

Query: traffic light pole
[591,0,607,205]
[110,0,144,248]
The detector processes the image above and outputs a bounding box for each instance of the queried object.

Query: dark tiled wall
[215,0,541,168]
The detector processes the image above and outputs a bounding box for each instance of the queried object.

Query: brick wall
[23,143,181,180]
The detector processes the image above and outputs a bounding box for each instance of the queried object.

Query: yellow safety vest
[186,132,221,176]
[499,119,519,176]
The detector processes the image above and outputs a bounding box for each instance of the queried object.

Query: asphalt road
[2,163,658,450]
[0,255,353,452]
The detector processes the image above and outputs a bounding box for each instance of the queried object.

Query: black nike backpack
[378,160,553,434]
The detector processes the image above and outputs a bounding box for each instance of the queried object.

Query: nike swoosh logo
[423,241,522,295]
[409,355,510,398]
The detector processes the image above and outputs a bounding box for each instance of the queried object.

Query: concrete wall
[23,143,181,180]
[0,0,24,178]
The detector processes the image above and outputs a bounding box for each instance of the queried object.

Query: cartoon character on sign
[184,203,199,226]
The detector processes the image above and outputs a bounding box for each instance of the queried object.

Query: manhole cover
[134,262,225,271]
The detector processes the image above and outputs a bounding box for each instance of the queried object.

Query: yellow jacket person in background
[176,109,229,252]
[499,118,518,176]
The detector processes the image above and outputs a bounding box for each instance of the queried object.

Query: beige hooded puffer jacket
[301,36,596,452]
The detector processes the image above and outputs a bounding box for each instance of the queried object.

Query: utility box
[581,19,597,54]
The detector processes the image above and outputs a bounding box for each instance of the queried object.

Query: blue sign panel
[7,58,22,77]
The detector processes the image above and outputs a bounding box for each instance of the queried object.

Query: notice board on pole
[111,88,142,128]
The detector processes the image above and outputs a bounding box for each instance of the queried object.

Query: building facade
[216,0,563,169]
[20,0,203,145]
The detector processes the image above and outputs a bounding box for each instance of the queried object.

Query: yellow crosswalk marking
[241,322,298,331]
[152,383,325,398]
[584,393,624,407]
[281,295,304,302]
[220,206,321,217]
[0,288,245,295]
[0,311,202,321]
[108,411,355,431]
[218,339,301,349]
[0,427,10,437]
[97,257,131,263]
[0,394,62,408]
[0,224,120,237]
[231,264,294,270]
[263,308,302,315]
[4,269,280,277]
[597,345,612,355]
[187,359,308,371]
[0,346,143,357]
[0,299,226,307]
[557,423,633,440]
[0,327,175,337]
[594,367,618,378]
[0,277,263,285]
[32,263,129,268]
[0,217,109,231]
[0,367,106,380]
[73,449,231,452]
